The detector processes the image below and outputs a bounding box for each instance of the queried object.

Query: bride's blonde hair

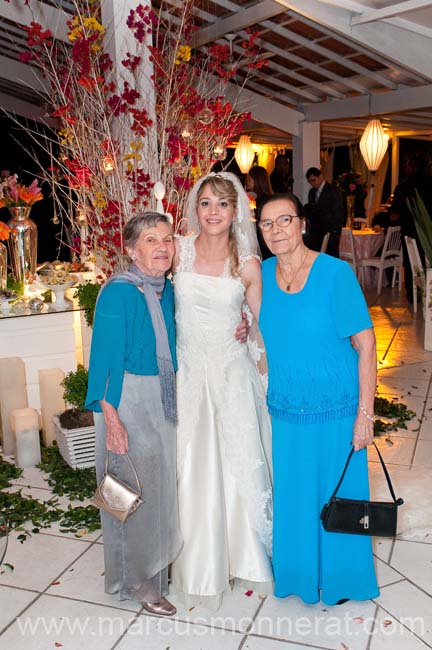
[196,175,240,277]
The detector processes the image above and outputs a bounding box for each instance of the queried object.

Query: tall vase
[0,242,6,290]
[346,195,355,228]
[7,207,37,288]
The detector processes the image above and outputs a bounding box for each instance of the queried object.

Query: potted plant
[54,365,96,469]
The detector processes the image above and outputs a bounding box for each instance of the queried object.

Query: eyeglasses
[258,214,299,232]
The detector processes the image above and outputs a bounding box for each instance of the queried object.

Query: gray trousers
[95,373,182,603]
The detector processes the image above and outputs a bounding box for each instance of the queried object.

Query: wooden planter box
[53,415,96,469]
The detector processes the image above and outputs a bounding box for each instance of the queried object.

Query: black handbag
[320,442,404,537]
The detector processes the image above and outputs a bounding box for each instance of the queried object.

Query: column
[101,0,159,182]
[292,122,321,203]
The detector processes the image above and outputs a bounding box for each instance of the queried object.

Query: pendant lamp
[359,119,388,173]
[234,135,255,174]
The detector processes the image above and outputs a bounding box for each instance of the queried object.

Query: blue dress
[259,254,379,605]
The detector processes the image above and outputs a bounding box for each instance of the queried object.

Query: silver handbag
[92,453,143,523]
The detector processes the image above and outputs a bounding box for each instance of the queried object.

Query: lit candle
[0,357,28,456]
[39,369,66,447]
[11,408,41,468]
[10,408,39,434]
[101,155,116,174]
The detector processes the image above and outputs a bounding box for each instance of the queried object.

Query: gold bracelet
[359,403,376,422]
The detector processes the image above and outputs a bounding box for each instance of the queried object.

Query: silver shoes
[141,596,176,616]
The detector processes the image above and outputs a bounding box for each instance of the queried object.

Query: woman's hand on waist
[100,399,129,455]
[234,312,249,344]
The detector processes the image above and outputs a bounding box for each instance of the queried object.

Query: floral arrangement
[0,223,10,241]
[335,171,367,198]
[0,176,43,209]
[18,0,263,275]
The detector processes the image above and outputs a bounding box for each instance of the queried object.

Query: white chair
[360,226,403,295]
[353,217,368,229]
[320,232,330,253]
[340,228,358,277]
[404,236,424,314]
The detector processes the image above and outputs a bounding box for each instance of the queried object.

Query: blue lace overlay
[260,254,372,425]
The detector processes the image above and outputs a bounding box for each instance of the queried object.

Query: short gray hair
[123,212,172,249]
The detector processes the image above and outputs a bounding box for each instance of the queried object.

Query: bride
[171,172,273,609]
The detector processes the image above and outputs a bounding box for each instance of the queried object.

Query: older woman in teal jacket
[86,212,182,616]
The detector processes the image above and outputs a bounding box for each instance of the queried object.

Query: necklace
[278,248,309,292]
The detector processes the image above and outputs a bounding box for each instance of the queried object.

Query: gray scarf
[102,263,177,424]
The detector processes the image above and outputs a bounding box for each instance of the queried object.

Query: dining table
[340,227,386,288]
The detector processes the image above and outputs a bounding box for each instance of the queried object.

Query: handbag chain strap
[105,452,142,496]
[329,441,403,504]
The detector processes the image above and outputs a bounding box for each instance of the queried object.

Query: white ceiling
[1,0,432,145]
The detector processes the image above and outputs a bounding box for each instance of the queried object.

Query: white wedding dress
[171,235,273,609]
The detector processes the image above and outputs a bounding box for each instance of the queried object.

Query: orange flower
[18,186,43,205]
[0,222,10,241]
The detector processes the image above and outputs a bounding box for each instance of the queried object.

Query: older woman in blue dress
[258,194,378,605]
[86,212,182,616]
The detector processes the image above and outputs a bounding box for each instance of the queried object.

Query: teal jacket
[85,280,177,412]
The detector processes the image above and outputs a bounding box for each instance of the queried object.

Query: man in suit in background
[305,167,344,258]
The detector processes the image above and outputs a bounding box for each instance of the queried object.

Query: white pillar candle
[0,357,28,456]
[15,429,41,468]
[39,369,66,447]
[10,407,41,468]
[10,407,39,434]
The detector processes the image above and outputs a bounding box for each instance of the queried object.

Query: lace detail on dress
[239,253,260,273]
[176,235,197,274]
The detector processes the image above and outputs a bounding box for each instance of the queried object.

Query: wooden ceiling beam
[351,0,432,26]
[259,16,398,89]
[238,31,368,93]
[192,0,286,47]
[0,55,48,94]
[0,0,69,43]
[272,0,432,80]
[304,83,432,121]
[225,82,303,135]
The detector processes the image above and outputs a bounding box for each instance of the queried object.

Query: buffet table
[0,298,90,411]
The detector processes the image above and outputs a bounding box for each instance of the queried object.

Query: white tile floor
[1,288,432,650]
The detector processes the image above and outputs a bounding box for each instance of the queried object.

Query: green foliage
[59,504,101,535]
[407,190,432,267]
[374,396,416,435]
[38,445,97,501]
[0,490,62,539]
[61,365,89,412]
[74,281,101,327]
[6,274,24,296]
[0,446,100,544]
[0,456,23,490]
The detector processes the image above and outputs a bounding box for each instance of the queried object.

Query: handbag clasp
[360,514,369,529]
